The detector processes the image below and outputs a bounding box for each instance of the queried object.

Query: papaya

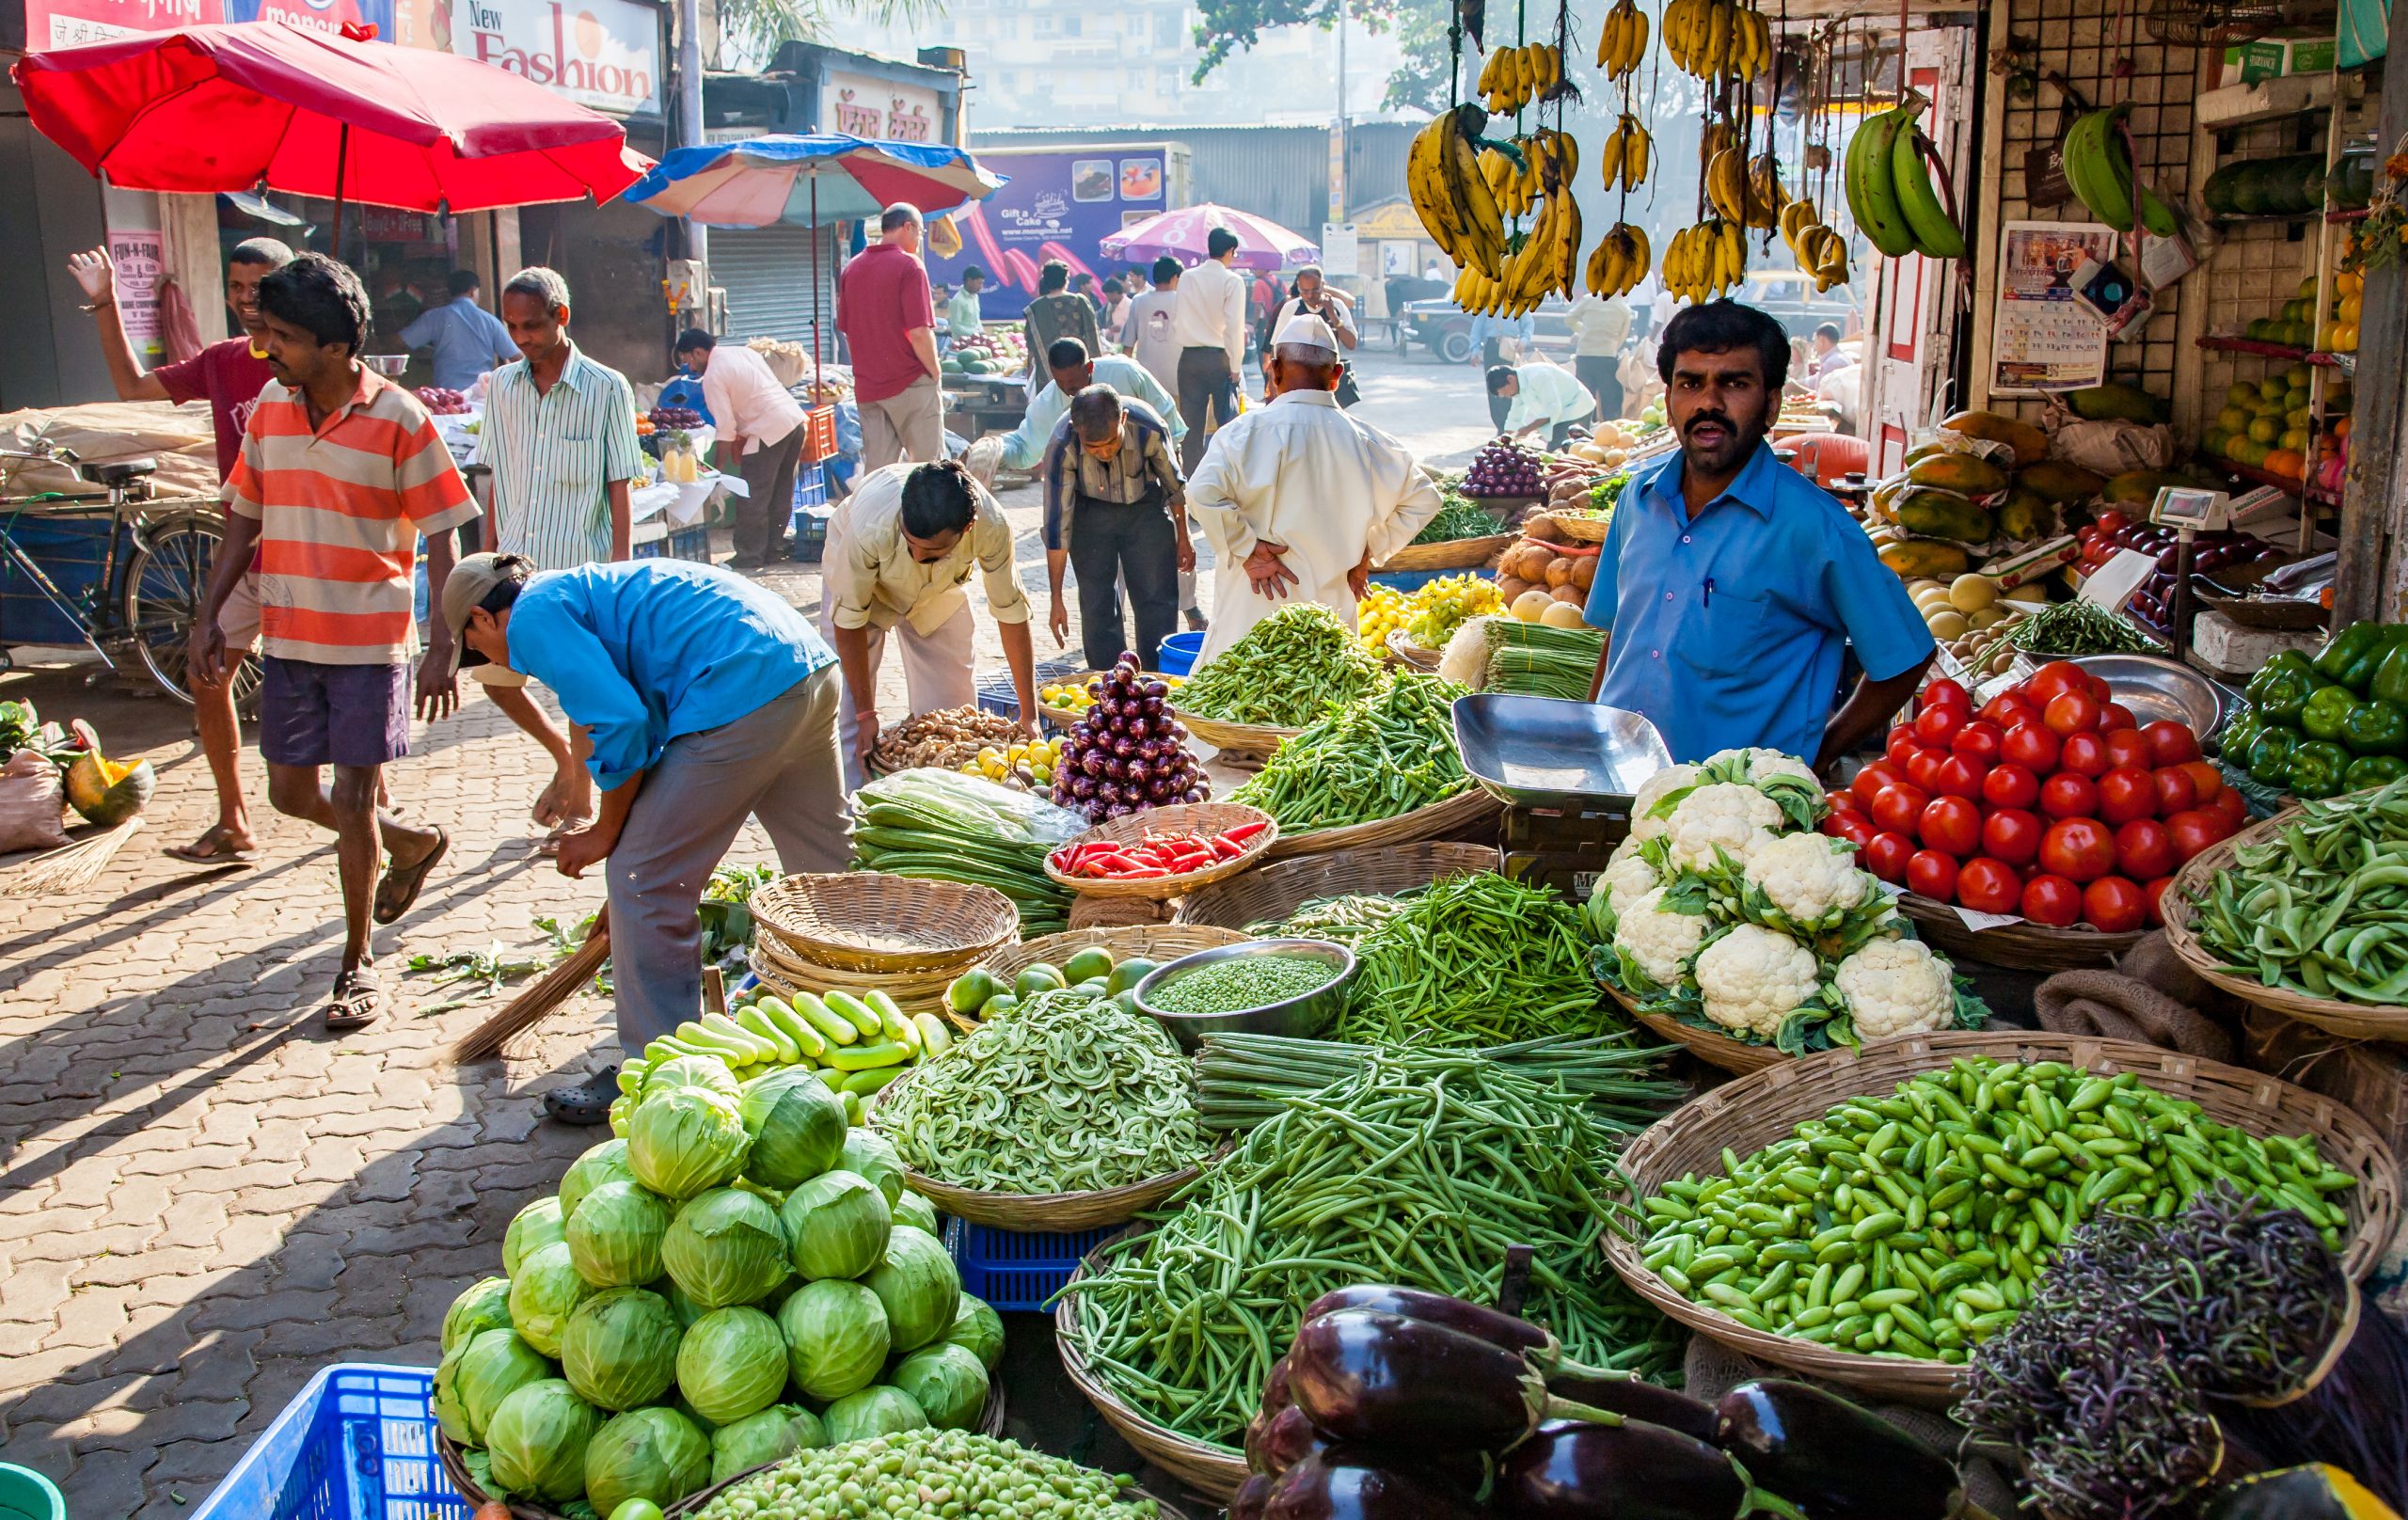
[1906,451,2010,497]
[1901,441,1948,467]
[2101,468,2194,506]
[1878,539,1972,578]
[2065,381,2169,423]
[1994,488,2055,543]
[2017,459,2108,503]
[1939,410,2051,467]
[2203,1465,2400,1520]
[1894,489,1997,544]
[61,721,153,826]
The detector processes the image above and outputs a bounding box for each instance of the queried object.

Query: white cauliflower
[1830,938,1958,1039]
[1693,923,1822,1038]
[1601,835,1660,919]
[1612,887,1711,989]
[1660,783,1782,875]
[1744,832,1877,932]
[1627,763,1703,842]
[1704,747,1821,789]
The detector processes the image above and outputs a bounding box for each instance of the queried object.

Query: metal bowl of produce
[1133,938,1355,1052]
[2072,653,2238,736]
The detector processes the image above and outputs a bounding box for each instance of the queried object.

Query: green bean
[1228,671,1470,831]
[1173,603,1388,728]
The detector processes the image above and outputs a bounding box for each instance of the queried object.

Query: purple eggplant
[1127,717,1152,740]
[1262,1451,1483,1520]
[1070,776,1097,800]
[1301,1286,1560,1360]
[1496,1419,1773,1520]
[1286,1310,1620,1454]
[1105,802,1133,819]
[1081,751,1107,779]
[1545,1370,1719,1446]
[1126,759,1152,786]
[1141,695,1165,717]
[1183,784,1206,802]
[1144,679,1168,698]
[1712,1381,1959,1520]
[1249,1405,1329,1479]
[1230,1475,1273,1520]
[1147,777,1176,802]
[1112,736,1136,760]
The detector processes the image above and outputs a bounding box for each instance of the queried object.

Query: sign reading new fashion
[397,0,659,115]
[819,67,940,143]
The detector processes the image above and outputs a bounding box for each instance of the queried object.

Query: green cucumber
[824,1038,915,1071]
[753,996,827,1060]
[864,990,918,1050]
[822,990,885,1039]
[792,991,860,1046]
[737,1005,802,1063]
[911,1012,954,1056]
[839,1065,906,1098]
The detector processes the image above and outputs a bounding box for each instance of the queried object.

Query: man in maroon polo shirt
[67,236,294,867]
[837,203,943,472]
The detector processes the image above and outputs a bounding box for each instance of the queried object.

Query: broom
[1,817,145,896]
[448,910,610,1063]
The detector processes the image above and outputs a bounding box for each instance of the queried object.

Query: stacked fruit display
[1827,668,2246,930]
[1462,436,1547,499]
[1049,652,1209,822]
[2200,363,2324,482]
[647,404,705,432]
[942,330,1026,378]
[1899,573,2041,676]
[2074,509,2284,632]
[1864,412,2098,583]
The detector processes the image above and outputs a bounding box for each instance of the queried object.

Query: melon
[61,722,152,826]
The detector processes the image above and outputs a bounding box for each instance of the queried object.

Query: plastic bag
[2047,416,2176,475]
[0,751,69,855]
[852,767,1089,846]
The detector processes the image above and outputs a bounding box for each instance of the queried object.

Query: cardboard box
[2222,31,2338,83]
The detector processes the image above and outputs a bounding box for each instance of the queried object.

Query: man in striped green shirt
[478,266,642,842]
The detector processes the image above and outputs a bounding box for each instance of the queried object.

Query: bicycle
[0,439,262,710]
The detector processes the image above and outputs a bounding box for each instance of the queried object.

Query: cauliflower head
[1602,836,1661,919]
[1831,938,1958,1039]
[1628,763,1703,842]
[1660,783,1783,875]
[1705,747,1820,788]
[1612,886,1711,989]
[1745,832,1876,930]
[1693,923,1821,1037]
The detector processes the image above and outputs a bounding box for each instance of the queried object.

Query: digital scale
[1452,695,1674,900]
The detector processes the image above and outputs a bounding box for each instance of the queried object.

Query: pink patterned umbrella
[1100,203,1318,272]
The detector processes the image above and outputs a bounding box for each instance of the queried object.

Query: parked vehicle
[1400,293,1575,364]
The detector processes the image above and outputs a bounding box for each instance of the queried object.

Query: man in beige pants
[838,203,946,472]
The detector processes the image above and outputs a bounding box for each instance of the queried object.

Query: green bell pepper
[2344,754,2408,792]
[2300,683,2359,744]
[2372,641,2408,708]
[2289,739,2353,799]
[2244,656,2322,725]
[2311,622,2393,690]
[2247,725,2300,787]
[2214,707,2263,763]
[2342,697,2408,756]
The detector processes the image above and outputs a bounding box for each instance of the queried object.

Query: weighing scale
[1452,695,1675,898]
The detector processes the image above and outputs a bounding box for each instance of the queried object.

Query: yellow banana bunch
[1481,146,1534,217]
[1704,148,1782,228]
[1662,0,1771,80]
[1478,42,1562,113]
[1782,200,1852,292]
[1595,0,1649,79]
[1601,114,1654,193]
[1746,153,1789,229]
[1528,127,1579,185]
[1407,105,1509,278]
[1584,222,1652,298]
[1662,218,1746,304]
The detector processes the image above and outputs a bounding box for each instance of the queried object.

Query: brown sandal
[165,825,258,867]
[325,967,386,1031]
[372,827,448,925]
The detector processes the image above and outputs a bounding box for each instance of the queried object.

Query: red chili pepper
[1085,851,1144,874]
[1113,866,1171,879]
[1222,820,1270,844]
[1208,835,1243,861]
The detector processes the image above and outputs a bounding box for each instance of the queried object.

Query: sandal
[325,967,386,1031]
[165,825,259,868]
[543,1064,622,1125]
[372,827,448,926]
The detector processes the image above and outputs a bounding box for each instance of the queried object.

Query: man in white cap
[1184,312,1444,663]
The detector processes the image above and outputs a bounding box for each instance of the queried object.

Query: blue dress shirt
[398,297,518,391]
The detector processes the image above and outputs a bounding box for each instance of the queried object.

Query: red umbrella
[11,22,645,217]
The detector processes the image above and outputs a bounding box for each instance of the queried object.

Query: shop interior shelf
[2194,336,2346,367]
[2216,457,2339,507]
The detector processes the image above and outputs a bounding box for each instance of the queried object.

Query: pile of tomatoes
[1822,664,2249,932]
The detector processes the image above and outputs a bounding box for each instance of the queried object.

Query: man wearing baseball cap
[440,552,848,1123]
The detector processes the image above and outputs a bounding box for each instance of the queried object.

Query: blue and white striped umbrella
[624,133,1005,228]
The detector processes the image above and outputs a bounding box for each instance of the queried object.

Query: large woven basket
[982,924,1250,984]
[1054,1243,1250,1502]
[1372,530,1514,573]
[1259,784,1501,863]
[1166,705,1300,764]
[1043,802,1278,901]
[1603,1030,2402,1406]
[1897,892,2145,972]
[2162,808,2408,1043]
[1174,841,1500,929]
[1606,983,1784,1074]
[751,872,1019,974]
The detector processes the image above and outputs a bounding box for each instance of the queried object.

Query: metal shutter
[713,223,841,359]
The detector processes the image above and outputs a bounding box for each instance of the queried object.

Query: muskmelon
[61,721,152,826]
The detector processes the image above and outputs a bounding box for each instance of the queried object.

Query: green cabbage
[642,1053,741,1101]
[820,1385,927,1445]
[434,1328,549,1445]
[653,1278,705,1329]
[778,1170,891,1282]
[738,1068,848,1191]
[581,1404,709,1517]
[626,1085,751,1201]
[707,1404,824,1485]
[674,1306,789,1426]
[838,1129,907,1206]
[775,1278,890,1401]
[460,1448,495,1500]
[864,1224,960,1354]
[484,1379,603,1504]
[891,1189,940,1236]
[560,1139,640,1220]
[891,1343,990,1431]
[560,1288,682,1412]
[943,1292,1006,1373]
[503,1195,567,1276]
[566,1180,674,1289]
[660,1188,788,1309]
[441,1276,514,1354]
[509,1242,594,1358]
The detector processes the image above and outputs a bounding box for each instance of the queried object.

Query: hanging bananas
[1600,114,1653,193]
[1703,148,1783,230]
[1595,0,1649,79]
[1662,0,1771,81]
[1453,179,1582,315]
[1585,223,1652,298]
[1407,105,1509,278]
[1843,104,1974,260]
[1662,219,1747,305]
[1477,42,1563,114]
[1780,200,1852,292]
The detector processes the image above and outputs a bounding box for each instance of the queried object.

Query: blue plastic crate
[633,524,712,563]
[943,1216,1120,1311]
[789,508,831,563]
[974,661,1083,723]
[793,462,829,510]
[1369,565,1495,595]
[195,1364,467,1520]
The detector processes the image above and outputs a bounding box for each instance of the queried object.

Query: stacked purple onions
[1051,651,1210,822]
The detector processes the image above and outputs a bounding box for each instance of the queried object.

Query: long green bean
[1228,672,1469,831]
[1192,1031,1687,1132]
[1173,604,1387,728]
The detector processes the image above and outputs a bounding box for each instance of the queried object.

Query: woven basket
[1174,841,1500,928]
[1259,784,1502,863]
[1603,1030,2402,1406]
[655,1386,1017,1518]
[1372,530,1514,573]
[1529,511,1612,544]
[1384,627,1443,671]
[982,924,1250,984]
[2162,809,2408,1043]
[746,946,956,1016]
[751,873,1018,974]
[435,1440,574,1520]
[1167,705,1300,764]
[1054,1246,1250,1502]
[1606,983,1785,1074]
[892,1139,1206,1230]
[1897,892,2144,972]
[1043,802,1278,901]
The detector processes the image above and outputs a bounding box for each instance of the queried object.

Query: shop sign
[106,227,166,362]
[820,67,940,143]
[225,0,395,38]
[401,0,660,115]
[24,0,216,52]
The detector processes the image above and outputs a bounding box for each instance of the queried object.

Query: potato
[1948,574,1998,613]
[1925,610,1970,641]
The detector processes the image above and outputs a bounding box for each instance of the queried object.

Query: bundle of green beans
[2005,598,2152,656]
[1484,617,1607,701]
[1062,1049,1684,1449]
[1191,1031,1687,1132]
[2188,774,2408,1003]
[686,1429,1156,1520]
[849,768,1085,937]
[1407,490,1503,545]
[1172,604,1388,728]
[1227,671,1469,831]
[1249,891,1403,943]
[1329,870,1627,1048]
[872,989,1205,1195]
[1635,1057,2359,1366]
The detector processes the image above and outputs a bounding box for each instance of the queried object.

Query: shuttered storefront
[712,223,841,363]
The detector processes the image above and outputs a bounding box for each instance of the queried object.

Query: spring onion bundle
[848,768,1088,937]
[1329,871,1627,1048]
[1173,604,1388,728]
[1191,1031,1685,1132]
[1485,618,1607,700]
[1227,672,1469,831]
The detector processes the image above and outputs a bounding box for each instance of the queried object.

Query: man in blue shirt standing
[439,552,847,1123]
[398,269,517,391]
[1583,300,1933,771]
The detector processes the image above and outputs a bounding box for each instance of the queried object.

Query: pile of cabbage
[435,1054,1006,1518]
[1590,747,1986,1053]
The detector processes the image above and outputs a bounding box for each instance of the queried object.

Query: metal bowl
[1133,938,1354,1053]
[2071,654,2239,737]
[360,354,409,378]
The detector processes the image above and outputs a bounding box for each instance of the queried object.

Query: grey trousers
[860,374,945,473]
[608,665,847,1053]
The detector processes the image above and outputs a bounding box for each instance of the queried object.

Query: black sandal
[325,967,386,1031]
[372,827,448,925]
[543,1065,622,1125]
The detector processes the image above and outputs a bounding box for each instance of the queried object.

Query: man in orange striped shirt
[195,253,477,1031]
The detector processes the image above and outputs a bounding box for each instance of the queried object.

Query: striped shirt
[1040,399,1183,552]
[479,344,643,570]
[227,368,478,664]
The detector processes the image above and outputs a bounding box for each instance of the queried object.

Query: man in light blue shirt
[440,552,846,1120]
[1583,301,1933,770]
[398,269,517,391]
[996,338,1185,471]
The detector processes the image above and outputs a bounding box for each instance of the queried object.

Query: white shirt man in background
[1171,226,1248,476]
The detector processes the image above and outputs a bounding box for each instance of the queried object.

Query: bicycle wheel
[123,513,261,708]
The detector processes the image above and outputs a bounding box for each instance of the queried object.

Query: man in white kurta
[1186,314,1445,663]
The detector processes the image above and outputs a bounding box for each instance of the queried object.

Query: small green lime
[610,1501,668,1520]
[1105,957,1158,995]
[946,968,1003,1015]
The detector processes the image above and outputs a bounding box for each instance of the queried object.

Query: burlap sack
[0,401,218,500]
[0,751,69,855]
[2032,930,2238,1060]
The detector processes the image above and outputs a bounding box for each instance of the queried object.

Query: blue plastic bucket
[1157,630,1205,676]
[0,1465,65,1520]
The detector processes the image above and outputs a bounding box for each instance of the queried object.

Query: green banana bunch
[2062,104,2179,237]
[1890,111,1966,260]
[1845,105,1968,261]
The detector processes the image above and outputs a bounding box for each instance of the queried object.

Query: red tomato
[1981,692,2043,731]
[2103,729,2155,772]
[2141,720,2202,767]
[2026,661,2091,703]
[1982,807,2044,866]
[1851,759,1905,809]
[1956,857,2023,914]
[1914,705,1969,746]
[1907,849,1960,902]
[2039,817,2116,882]
[1906,748,1946,792]
[2099,700,2139,733]
[2166,807,2232,863]
[2040,772,2099,820]
[1950,720,2004,765]
[2001,723,2062,773]
[1885,726,1921,767]
[1871,783,1931,836]
[1920,796,1984,857]
[1823,809,1875,848]
[2206,786,2250,832]
[2021,873,2083,926]
[1982,763,2040,811]
[1862,831,1916,883]
[2151,766,2198,816]
[2044,690,2103,737]
[1827,789,1862,815]
[1923,678,1972,712]
[2059,731,2111,779]
[2083,876,2147,933]
[2178,760,2224,802]
[1933,754,1990,801]
[2141,876,2176,926]
[2114,819,2176,880]
[2096,510,2132,535]
[2097,767,2160,826]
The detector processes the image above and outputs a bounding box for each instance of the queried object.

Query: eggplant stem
[1547,1355,1633,1384]
[1538,1396,1628,1426]
[1743,1487,1810,1520]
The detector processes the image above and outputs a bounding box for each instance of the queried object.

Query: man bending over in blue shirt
[439,552,848,1123]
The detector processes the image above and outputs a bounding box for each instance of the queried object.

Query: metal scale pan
[1451,694,1674,810]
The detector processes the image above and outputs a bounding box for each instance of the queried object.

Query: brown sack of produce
[1940,409,2050,467]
